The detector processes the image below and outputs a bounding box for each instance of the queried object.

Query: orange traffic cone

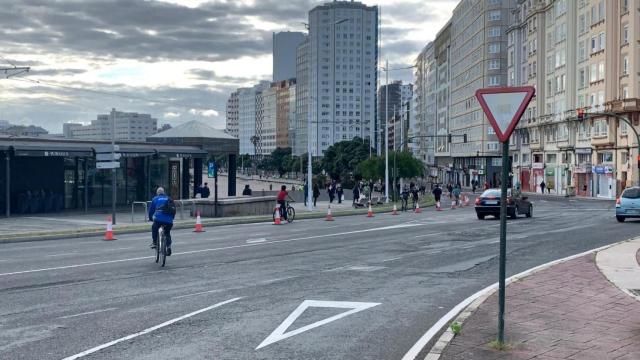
[273,207,282,225]
[104,217,116,241]
[194,211,205,232]
[415,202,422,213]
[367,204,374,218]
[436,201,443,211]
[325,205,334,221]
[392,204,399,215]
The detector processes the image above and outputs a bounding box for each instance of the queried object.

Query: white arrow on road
[256,300,380,350]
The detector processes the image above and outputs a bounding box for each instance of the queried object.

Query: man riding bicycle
[148,187,175,255]
[276,185,294,221]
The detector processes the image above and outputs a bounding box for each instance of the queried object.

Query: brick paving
[439,255,640,360]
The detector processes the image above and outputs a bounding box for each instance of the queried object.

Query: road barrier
[131,201,149,223]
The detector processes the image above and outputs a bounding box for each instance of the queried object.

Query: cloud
[0,0,456,132]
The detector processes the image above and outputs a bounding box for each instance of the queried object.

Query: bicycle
[273,200,296,223]
[155,225,168,267]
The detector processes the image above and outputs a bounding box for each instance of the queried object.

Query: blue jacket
[148,194,174,224]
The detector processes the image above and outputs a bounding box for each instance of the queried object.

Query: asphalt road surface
[0,196,633,360]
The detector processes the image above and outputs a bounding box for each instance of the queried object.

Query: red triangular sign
[475,86,535,143]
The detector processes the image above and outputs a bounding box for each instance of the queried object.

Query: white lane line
[382,256,404,262]
[61,297,242,360]
[172,288,227,299]
[46,252,79,258]
[59,308,117,319]
[414,232,444,239]
[246,238,267,244]
[400,243,619,360]
[0,223,425,277]
[259,276,299,284]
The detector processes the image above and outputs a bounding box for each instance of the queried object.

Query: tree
[357,156,385,181]
[321,137,371,181]
[393,150,424,179]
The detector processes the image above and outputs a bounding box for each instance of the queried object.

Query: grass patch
[488,340,512,351]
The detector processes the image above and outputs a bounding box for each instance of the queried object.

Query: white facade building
[257,86,278,155]
[63,109,157,141]
[238,81,270,155]
[305,0,378,155]
[225,91,239,139]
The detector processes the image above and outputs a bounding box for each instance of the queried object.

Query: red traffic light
[577,108,585,120]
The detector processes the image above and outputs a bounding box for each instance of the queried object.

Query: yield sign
[256,300,380,349]
[475,86,535,143]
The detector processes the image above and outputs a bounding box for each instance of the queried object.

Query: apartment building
[275,79,296,149]
[257,85,277,156]
[273,32,306,82]
[304,0,378,155]
[226,91,239,139]
[63,109,157,141]
[294,37,310,156]
[238,81,270,155]
[507,0,639,198]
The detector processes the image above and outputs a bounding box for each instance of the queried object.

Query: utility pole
[384,59,389,203]
[111,109,117,225]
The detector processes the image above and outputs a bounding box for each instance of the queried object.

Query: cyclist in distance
[276,185,293,221]
[148,187,175,255]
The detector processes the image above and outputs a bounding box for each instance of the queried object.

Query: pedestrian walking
[313,183,320,207]
[201,183,211,198]
[452,185,461,206]
[484,180,490,190]
[303,181,309,206]
[447,183,453,199]
[432,184,443,203]
[352,183,360,206]
[540,180,546,194]
[472,179,477,194]
[363,183,371,202]
[328,182,335,203]
[337,183,343,204]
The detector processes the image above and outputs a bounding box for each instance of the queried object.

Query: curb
[403,241,625,360]
[0,199,435,243]
[595,237,640,302]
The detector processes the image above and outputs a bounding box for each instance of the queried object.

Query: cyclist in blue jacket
[148,187,175,255]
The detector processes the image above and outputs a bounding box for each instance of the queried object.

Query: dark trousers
[277,200,287,220]
[152,221,173,247]
[313,196,318,206]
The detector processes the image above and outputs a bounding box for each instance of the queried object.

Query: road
[0,196,633,360]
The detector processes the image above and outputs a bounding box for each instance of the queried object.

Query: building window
[622,86,629,99]
[489,59,500,70]
[488,43,500,53]
[489,11,501,21]
[623,24,629,44]
[622,56,629,75]
[488,76,500,86]
[598,32,605,51]
[488,27,501,37]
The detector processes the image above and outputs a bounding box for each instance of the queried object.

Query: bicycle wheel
[287,206,295,223]
[155,228,160,263]
[160,231,167,267]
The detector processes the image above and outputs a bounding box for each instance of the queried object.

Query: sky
[0,0,457,133]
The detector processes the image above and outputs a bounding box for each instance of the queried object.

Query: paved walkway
[438,244,640,359]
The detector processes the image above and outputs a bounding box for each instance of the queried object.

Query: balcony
[591,133,615,146]
[529,141,542,151]
[606,98,640,113]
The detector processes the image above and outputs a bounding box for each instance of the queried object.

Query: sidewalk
[433,238,640,360]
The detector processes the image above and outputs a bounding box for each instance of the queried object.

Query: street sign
[95,144,120,153]
[96,161,120,169]
[208,162,216,178]
[96,153,122,161]
[475,86,535,143]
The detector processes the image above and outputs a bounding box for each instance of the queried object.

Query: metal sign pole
[497,139,509,344]
[111,109,116,225]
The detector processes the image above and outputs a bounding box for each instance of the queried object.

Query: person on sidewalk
[432,184,442,204]
[337,183,343,204]
[447,183,453,199]
[328,182,335,203]
[303,181,309,206]
[452,184,461,206]
[312,183,320,207]
[352,183,360,207]
[242,184,252,196]
[540,180,546,194]
[201,183,210,199]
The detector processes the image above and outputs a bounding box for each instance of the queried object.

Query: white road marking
[61,297,242,360]
[382,256,404,262]
[172,288,227,299]
[256,300,380,349]
[46,252,79,258]
[59,308,117,319]
[259,276,299,284]
[0,223,424,277]
[246,238,267,244]
[414,232,444,239]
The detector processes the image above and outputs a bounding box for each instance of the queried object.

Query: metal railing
[131,201,148,223]
[175,199,197,220]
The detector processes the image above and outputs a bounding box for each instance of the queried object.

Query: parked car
[475,188,532,220]
[616,187,640,222]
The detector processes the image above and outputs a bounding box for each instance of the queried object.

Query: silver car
[616,187,640,222]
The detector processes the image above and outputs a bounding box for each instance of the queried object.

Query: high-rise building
[257,85,277,155]
[377,81,402,151]
[414,43,436,169]
[238,81,270,155]
[63,109,157,141]
[273,32,306,82]
[301,0,378,155]
[294,37,310,155]
[275,79,296,149]
[225,91,240,139]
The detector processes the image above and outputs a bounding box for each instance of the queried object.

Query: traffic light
[448,134,452,143]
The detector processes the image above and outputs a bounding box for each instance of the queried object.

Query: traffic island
[427,247,640,360]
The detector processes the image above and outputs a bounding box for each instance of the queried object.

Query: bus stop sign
[475,86,535,143]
